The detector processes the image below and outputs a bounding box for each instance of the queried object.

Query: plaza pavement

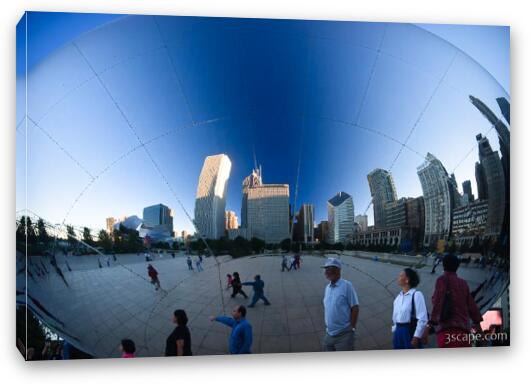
[19,251,498,358]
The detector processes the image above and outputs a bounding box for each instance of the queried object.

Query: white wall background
[1,1,528,383]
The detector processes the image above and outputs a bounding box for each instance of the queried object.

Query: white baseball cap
[321,258,342,269]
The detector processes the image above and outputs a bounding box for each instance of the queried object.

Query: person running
[210,305,253,354]
[195,256,203,272]
[392,268,428,349]
[165,309,192,356]
[281,255,290,272]
[226,273,234,289]
[230,272,248,299]
[321,258,359,351]
[120,339,136,358]
[147,264,161,291]
[186,256,194,271]
[242,275,271,308]
[423,254,484,348]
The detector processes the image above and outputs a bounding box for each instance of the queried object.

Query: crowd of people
[22,251,504,359]
[123,252,492,357]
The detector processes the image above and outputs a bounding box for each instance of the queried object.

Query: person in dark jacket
[230,272,248,299]
[147,264,161,291]
[423,254,484,347]
[165,309,192,356]
[242,275,271,307]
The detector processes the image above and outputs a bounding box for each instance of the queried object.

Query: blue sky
[16,13,510,235]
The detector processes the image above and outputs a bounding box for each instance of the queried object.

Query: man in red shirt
[423,254,483,348]
[147,264,161,291]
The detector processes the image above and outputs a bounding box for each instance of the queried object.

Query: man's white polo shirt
[323,278,359,336]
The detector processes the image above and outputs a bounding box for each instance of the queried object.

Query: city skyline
[16,13,510,235]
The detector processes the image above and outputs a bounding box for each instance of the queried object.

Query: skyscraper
[294,204,315,243]
[143,204,173,231]
[316,221,329,244]
[225,210,239,230]
[367,169,397,229]
[470,95,510,240]
[476,134,506,237]
[496,97,510,125]
[354,214,368,232]
[475,161,488,201]
[141,204,174,240]
[194,154,232,240]
[246,184,290,244]
[462,180,475,203]
[241,167,262,228]
[327,192,355,244]
[417,153,454,247]
[106,217,116,234]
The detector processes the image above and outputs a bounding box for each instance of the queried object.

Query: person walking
[242,275,271,308]
[230,272,248,299]
[120,339,136,358]
[281,255,290,272]
[422,254,484,348]
[195,256,203,272]
[431,253,443,274]
[147,264,161,291]
[289,255,297,271]
[226,273,234,290]
[210,305,253,354]
[186,256,194,271]
[294,253,301,270]
[165,309,192,356]
[321,258,359,351]
[392,268,428,349]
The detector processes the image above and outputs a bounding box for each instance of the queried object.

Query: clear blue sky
[16,13,510,235]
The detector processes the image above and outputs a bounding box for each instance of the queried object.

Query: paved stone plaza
[19,251,499,358]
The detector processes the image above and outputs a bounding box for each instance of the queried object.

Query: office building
[367,169,398,229]
[194,154,232,240]
[327,192,355,244]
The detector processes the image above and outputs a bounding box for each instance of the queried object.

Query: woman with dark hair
[120,339,136,358]
[391,268,428,349]
[165,309,192,356]
[230,272,248,299]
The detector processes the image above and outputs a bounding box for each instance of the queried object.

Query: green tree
[82,227,93,246]
[280,238,291,252]
[36,218,50,245]
[98,230,113,253]
[66,225,77,250]
[17,216,36,244]
[250,237,265,254]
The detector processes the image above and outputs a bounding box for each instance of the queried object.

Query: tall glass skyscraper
[142,204,173,235]
[367,169,398,229]
[194,154,232,240]
[327,192,355,244]
[417,153,454,247]
[476,134,506,237]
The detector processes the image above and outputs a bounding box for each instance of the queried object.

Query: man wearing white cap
[321,257,359,351]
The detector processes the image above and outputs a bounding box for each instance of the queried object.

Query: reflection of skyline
[16,13,510,234]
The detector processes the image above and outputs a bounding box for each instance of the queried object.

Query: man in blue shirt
[322,258,360,351]
[210,305,253,354]
[242,275,271,307]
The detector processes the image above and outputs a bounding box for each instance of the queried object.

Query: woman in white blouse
[392,268,428,349]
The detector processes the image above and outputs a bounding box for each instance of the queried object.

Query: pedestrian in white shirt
[392,268,428,349]
[322,258,359,351]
